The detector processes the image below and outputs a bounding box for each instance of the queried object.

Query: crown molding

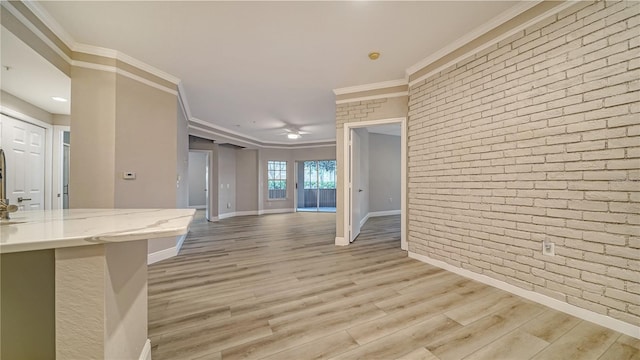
[407,0,578,87]
[335,91,408,105]
[19,1,180,85]
[189,123,336,150]
[22,0,75,51]
[405,0,542,77]
[2,0,72,64]
[333,78,407,96]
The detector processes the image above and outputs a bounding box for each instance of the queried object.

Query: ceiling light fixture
[368,52,380,60]
[51,96,68,102]
[287,132,301,140]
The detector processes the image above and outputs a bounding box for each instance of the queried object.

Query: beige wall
[69,66,117,208]
[236,149,259,212]
[1,250,55,360]
[407,1,639,326]
[52,114,71,126]
[177,102,190,208]
[369,133,402,212]
[335,96,408,239]
[0,90,53,124]
[218,145,237,215]
[114,74,177,208]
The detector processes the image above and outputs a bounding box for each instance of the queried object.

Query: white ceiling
[1,26,71,115]
[34,1,520,144]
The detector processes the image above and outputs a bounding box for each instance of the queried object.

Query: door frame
[341,117,407,250]
[0,107,54,210]
[52,125,70,209]
[189,149,212,221]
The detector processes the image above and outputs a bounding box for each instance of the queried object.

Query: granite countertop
[0,208,196,254]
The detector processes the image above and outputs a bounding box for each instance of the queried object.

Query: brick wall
[408,0,639,325]
[336,97,408,128]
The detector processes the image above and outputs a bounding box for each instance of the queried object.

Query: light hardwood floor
[148,212,639,360]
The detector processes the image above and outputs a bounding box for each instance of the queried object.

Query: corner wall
[408,0,639,326]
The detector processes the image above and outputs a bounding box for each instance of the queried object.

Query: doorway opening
[343,118,407,250]
[296,160,337,212]
[188,150,210,220]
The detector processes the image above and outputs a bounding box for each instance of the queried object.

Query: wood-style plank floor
[148,212,639,360]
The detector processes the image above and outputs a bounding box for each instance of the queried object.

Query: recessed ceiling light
[287,133,301,140]
[51,96,68,102]
[368,52,380,60]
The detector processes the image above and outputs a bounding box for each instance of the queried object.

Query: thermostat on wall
[123,172,136,180]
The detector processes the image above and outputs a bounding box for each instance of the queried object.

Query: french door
[296,160,336,212]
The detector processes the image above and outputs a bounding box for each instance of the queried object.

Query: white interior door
[0,115,45,211]
[350,129,362,242]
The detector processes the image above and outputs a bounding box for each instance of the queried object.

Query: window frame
[267,160,288,200]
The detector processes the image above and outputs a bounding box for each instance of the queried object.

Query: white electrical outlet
[543,242,555,256]
[227,202,231,208]
[123,172,136,180]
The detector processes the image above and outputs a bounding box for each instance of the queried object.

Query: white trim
[209,216,219,222]
[21,0,181,86]
[70,61,178,96]
[359,213,370,229]
[138,339,151,360]
[70,60,116,74]
[176,233,187,253]
[333,79,407,96]
[189,205,206,210]
[341,117,407,251]
[2,1,73,64]
[335,92,408,105]
[408,251,640,339]
[408,1,577,87]
[258,208,295,215]
[216,210,263,220]
[0,106,53,129]
[22,0,76,51]
[117,68,178,96]
[369,209,401,217]
[335,236,348,246]
[188,124,336,150]
[218,212,235,220]
[177,82,192,121]
[406,1,541,77]
[52,125,70,210]
[147,246,176,265]
[147,234,187,264]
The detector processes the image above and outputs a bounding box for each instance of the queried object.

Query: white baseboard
[147,246,177,265]
[408,251,640,339]
[188,205,206,209]
[259,208,295,215]
[359,213,370,229]
[208,216,219,222]
[369,209,401,217]
[139,339,151,360]
[176,233,187,253]
[335,236,348,246]
[218,212,235,220]
[148,234,186,265]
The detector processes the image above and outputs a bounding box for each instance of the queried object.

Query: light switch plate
[123,172,136,180]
